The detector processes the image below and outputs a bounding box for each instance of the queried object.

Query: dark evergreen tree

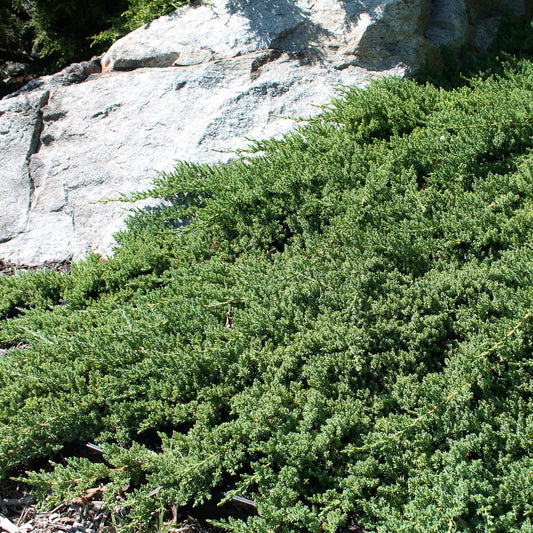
[28,0,129,68]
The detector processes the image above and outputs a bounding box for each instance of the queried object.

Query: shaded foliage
[0,0,188,84]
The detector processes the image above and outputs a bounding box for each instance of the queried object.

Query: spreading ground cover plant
[2,19,533,533]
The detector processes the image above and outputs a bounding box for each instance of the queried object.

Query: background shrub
[0,0,188,95]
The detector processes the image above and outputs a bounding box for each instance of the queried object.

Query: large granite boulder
[0,0,523,265]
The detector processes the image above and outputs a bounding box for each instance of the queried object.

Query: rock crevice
[25,90,50,206]
[0,89,51,245]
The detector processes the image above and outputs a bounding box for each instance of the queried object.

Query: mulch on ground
[0,259,72,277]
[1,478,211,532]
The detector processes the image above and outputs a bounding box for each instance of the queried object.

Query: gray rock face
[101,0,422,73]
[0,90,49,244]
[0,0,523,265]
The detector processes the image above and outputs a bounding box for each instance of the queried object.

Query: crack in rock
[250,49,282,79]
[90,103,122,119]
[25,90,50,211]
[43,110,68,122]
[109,52,180,72]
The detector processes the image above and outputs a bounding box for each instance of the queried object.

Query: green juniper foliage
[3,18,533,533]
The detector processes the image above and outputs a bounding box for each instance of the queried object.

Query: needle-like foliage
[2,17,533,533]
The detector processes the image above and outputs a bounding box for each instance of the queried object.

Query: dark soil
[0,259,72,277]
